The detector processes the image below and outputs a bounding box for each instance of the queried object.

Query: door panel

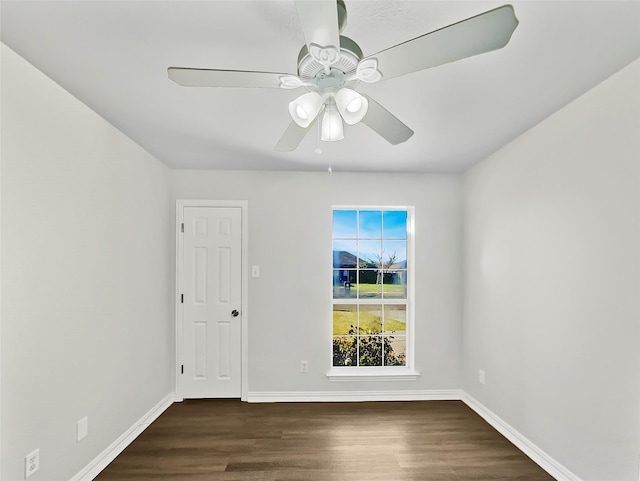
[182,206,242,398]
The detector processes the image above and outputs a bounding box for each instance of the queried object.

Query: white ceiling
[2,1,639,173]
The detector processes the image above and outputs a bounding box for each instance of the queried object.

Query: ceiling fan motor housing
[297,35,362,93]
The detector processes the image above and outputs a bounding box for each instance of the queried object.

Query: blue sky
[333,210,407,239]
[333,210,407,264]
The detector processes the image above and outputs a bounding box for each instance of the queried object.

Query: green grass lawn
[358,283,404,293]
[334,283,407,299]
[333,307,406,335]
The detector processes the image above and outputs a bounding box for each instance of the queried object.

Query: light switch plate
[251,265,260,278]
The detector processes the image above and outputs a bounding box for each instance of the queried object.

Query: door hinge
[181,294,184,303]
[181,365,184,374]
[180,223,184,233]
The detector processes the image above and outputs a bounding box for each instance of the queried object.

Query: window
[331,207,414,374]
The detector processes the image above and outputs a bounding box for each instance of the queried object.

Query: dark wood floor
[94,400,555,481]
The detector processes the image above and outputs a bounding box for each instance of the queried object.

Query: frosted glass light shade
[288,92,323,128]
[321,105,344,141]
[335,88,369,125]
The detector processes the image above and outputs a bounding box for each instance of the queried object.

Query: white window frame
[327,205,419,382]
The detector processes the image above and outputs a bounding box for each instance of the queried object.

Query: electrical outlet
[300,360,309,373]
[479,369,486,385]
[25,449,39,478]
[77,416,89,442]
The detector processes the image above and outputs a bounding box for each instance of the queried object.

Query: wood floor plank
[94,400,555,481]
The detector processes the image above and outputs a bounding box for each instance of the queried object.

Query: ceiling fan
[168,1,518,152]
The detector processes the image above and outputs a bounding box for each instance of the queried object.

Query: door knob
[231,310,239,317]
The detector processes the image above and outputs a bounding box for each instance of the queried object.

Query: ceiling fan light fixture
[321,104,344,142]
[296,105,308,120]
[335,88,368,125]
[289,92,323,128]
[347,98,362,113]
[168,2,519,152]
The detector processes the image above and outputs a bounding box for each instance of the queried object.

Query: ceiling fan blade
[295,0,341,66]
[168,67,293,88]
[360,95,414,145]
[275,120,316,152]
[364,4,518,81]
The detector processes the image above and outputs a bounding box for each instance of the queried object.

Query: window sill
[327,367,420,382]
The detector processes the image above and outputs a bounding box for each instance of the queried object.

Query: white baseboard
[462,393,582,481]
[70,393,175,481]
[247,389,463,403]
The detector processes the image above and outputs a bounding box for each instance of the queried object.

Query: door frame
[175,200,249,401]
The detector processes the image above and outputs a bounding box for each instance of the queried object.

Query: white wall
[1,44,174,481]
[463,58,640,480]
[0,41,4,481]
[172,170,463,396]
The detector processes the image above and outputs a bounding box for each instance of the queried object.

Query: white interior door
[181,206,242,398]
